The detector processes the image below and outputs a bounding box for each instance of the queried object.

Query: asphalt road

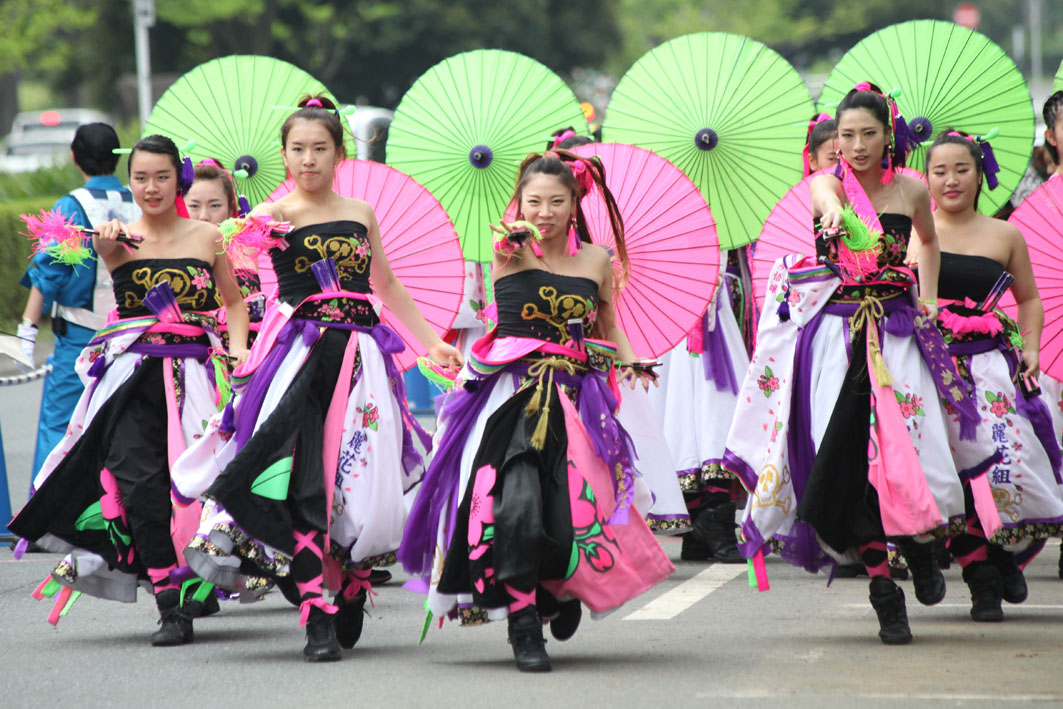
[3,377,1063,708]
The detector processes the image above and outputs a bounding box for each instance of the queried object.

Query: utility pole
[134,0,155,129]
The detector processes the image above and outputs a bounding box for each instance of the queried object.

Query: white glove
[17,321,38,371]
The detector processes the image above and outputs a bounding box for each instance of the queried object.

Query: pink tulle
[937,308,1003,337]
[21,209,83,254]
[220,215,292,270]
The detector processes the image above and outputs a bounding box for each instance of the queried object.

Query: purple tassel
[87,353,109,380]
[220,399,235,434]
[237,195,251,217]
[777,299,790,322]
[892,115,918,167]
[978,139,1000,191]
[13,538,29,560]
[179,156,195,195]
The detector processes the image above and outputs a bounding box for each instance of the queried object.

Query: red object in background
[39,111,61,126]
[954,3,980,30]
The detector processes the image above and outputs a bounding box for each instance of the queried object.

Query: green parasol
[602,32,812,250]
[818,20,1034,217]
[1055,59,1062,92]
[386,49,587,263]
[144,55,339,207]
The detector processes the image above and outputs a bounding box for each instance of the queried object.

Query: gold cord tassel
[529,368,554,450]
[850,295,894,387]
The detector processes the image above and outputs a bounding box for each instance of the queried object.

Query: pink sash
[540,394,673,613]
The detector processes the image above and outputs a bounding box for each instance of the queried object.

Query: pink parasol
[1005,174,1063,378]
[752,167,928,308]
[567,143,719,359]
[268,159,465,372]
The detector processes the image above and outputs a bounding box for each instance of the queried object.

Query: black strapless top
[938,252,1005,303]
[273,220,372,305]
[815,213,912,270]
[113,258,222,318]
[494,269,599,345]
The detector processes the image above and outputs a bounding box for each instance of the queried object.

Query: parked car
[0,108,111,173]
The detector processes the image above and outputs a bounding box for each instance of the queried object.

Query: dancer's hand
[1022,348,1041,380]
[229,347,250,369]
[819,203,845,235]
[428,340,463,374]
[618,364,658,392]
[917,297,938,322]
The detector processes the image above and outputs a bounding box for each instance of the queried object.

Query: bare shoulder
[582,242,612,267]
[896,173,929,197]
[187,217,222,245]
[810,172,842,191]
[249,199,285,220]
[983,214,1024,243]
[340,196,376,226]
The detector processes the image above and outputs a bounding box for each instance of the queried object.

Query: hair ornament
[802,113,834,175]
[568,158,595,196]
[552,129,577,148]
[943,128,1001,190]
[305,98,323,108]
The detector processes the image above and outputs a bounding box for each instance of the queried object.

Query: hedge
[0,196,61,327]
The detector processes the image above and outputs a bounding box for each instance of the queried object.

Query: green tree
[0,0,97,132]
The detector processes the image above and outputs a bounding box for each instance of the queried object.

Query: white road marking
[624,564,745,621]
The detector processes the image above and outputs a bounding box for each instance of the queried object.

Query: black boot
[333,582,367,650]
[868,577,912,645]
[933,538,952,569]
[304,605,342,662]
[987,545,1027,604]
[507,607,551,672]
[182,581,221,618]
[692,501,744,563]
[549,599,582,641]
[151,589,194,647]
[680,532,711,561]
[899,540,946,606]
[963,561,1004,622]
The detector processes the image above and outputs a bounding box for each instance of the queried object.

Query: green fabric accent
[565,540,580,580]
[212,355,232,409]
[192,580,214,603]
[747,558,757,588]
[41,578,62,599]
[250,457,293,500]
[418,603,433,646]
[74,501,105,531]
[59,590,82,617]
